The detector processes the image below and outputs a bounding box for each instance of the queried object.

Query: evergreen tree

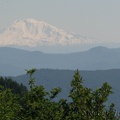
[0,69,118,119]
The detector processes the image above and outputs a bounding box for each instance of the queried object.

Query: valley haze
[0,18,120,53]
[1,0,120,116]
[0,46,120,76]
[0,19,120,76]
[0,18,108,53]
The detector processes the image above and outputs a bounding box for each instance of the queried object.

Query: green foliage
[0,69,118,119]
[67,70,117,120]
[50,87,61,100]
[0,77,28,97]
[0,87,20,120]
[26,68,37,89]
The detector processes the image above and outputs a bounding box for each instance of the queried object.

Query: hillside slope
[1,46,120,76]
[12,69,120,111]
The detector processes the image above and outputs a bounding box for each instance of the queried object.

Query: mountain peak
[0,18,98,47]
[14,18,39,23]
[13,18,58,30]
[23,18,42,23]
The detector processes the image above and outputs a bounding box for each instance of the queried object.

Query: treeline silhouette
[0,69,119,119]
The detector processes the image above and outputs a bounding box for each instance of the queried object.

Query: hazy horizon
[0,0,120,44]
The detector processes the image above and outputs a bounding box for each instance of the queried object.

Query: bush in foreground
[0,69,118,120]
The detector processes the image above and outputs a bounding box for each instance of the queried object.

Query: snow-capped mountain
[0,19,97,47]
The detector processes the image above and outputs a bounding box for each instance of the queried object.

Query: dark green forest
[0,69,119,120]
[0,77,28,97]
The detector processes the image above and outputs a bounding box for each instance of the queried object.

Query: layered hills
[12,69,120,111]
[0,46,120,76]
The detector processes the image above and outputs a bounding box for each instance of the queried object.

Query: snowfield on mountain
[0,19,97,47]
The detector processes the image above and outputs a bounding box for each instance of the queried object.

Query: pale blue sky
[0,0,120,42]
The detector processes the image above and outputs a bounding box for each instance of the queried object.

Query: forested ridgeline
[0,77,28,96]
[0,69,119,119]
